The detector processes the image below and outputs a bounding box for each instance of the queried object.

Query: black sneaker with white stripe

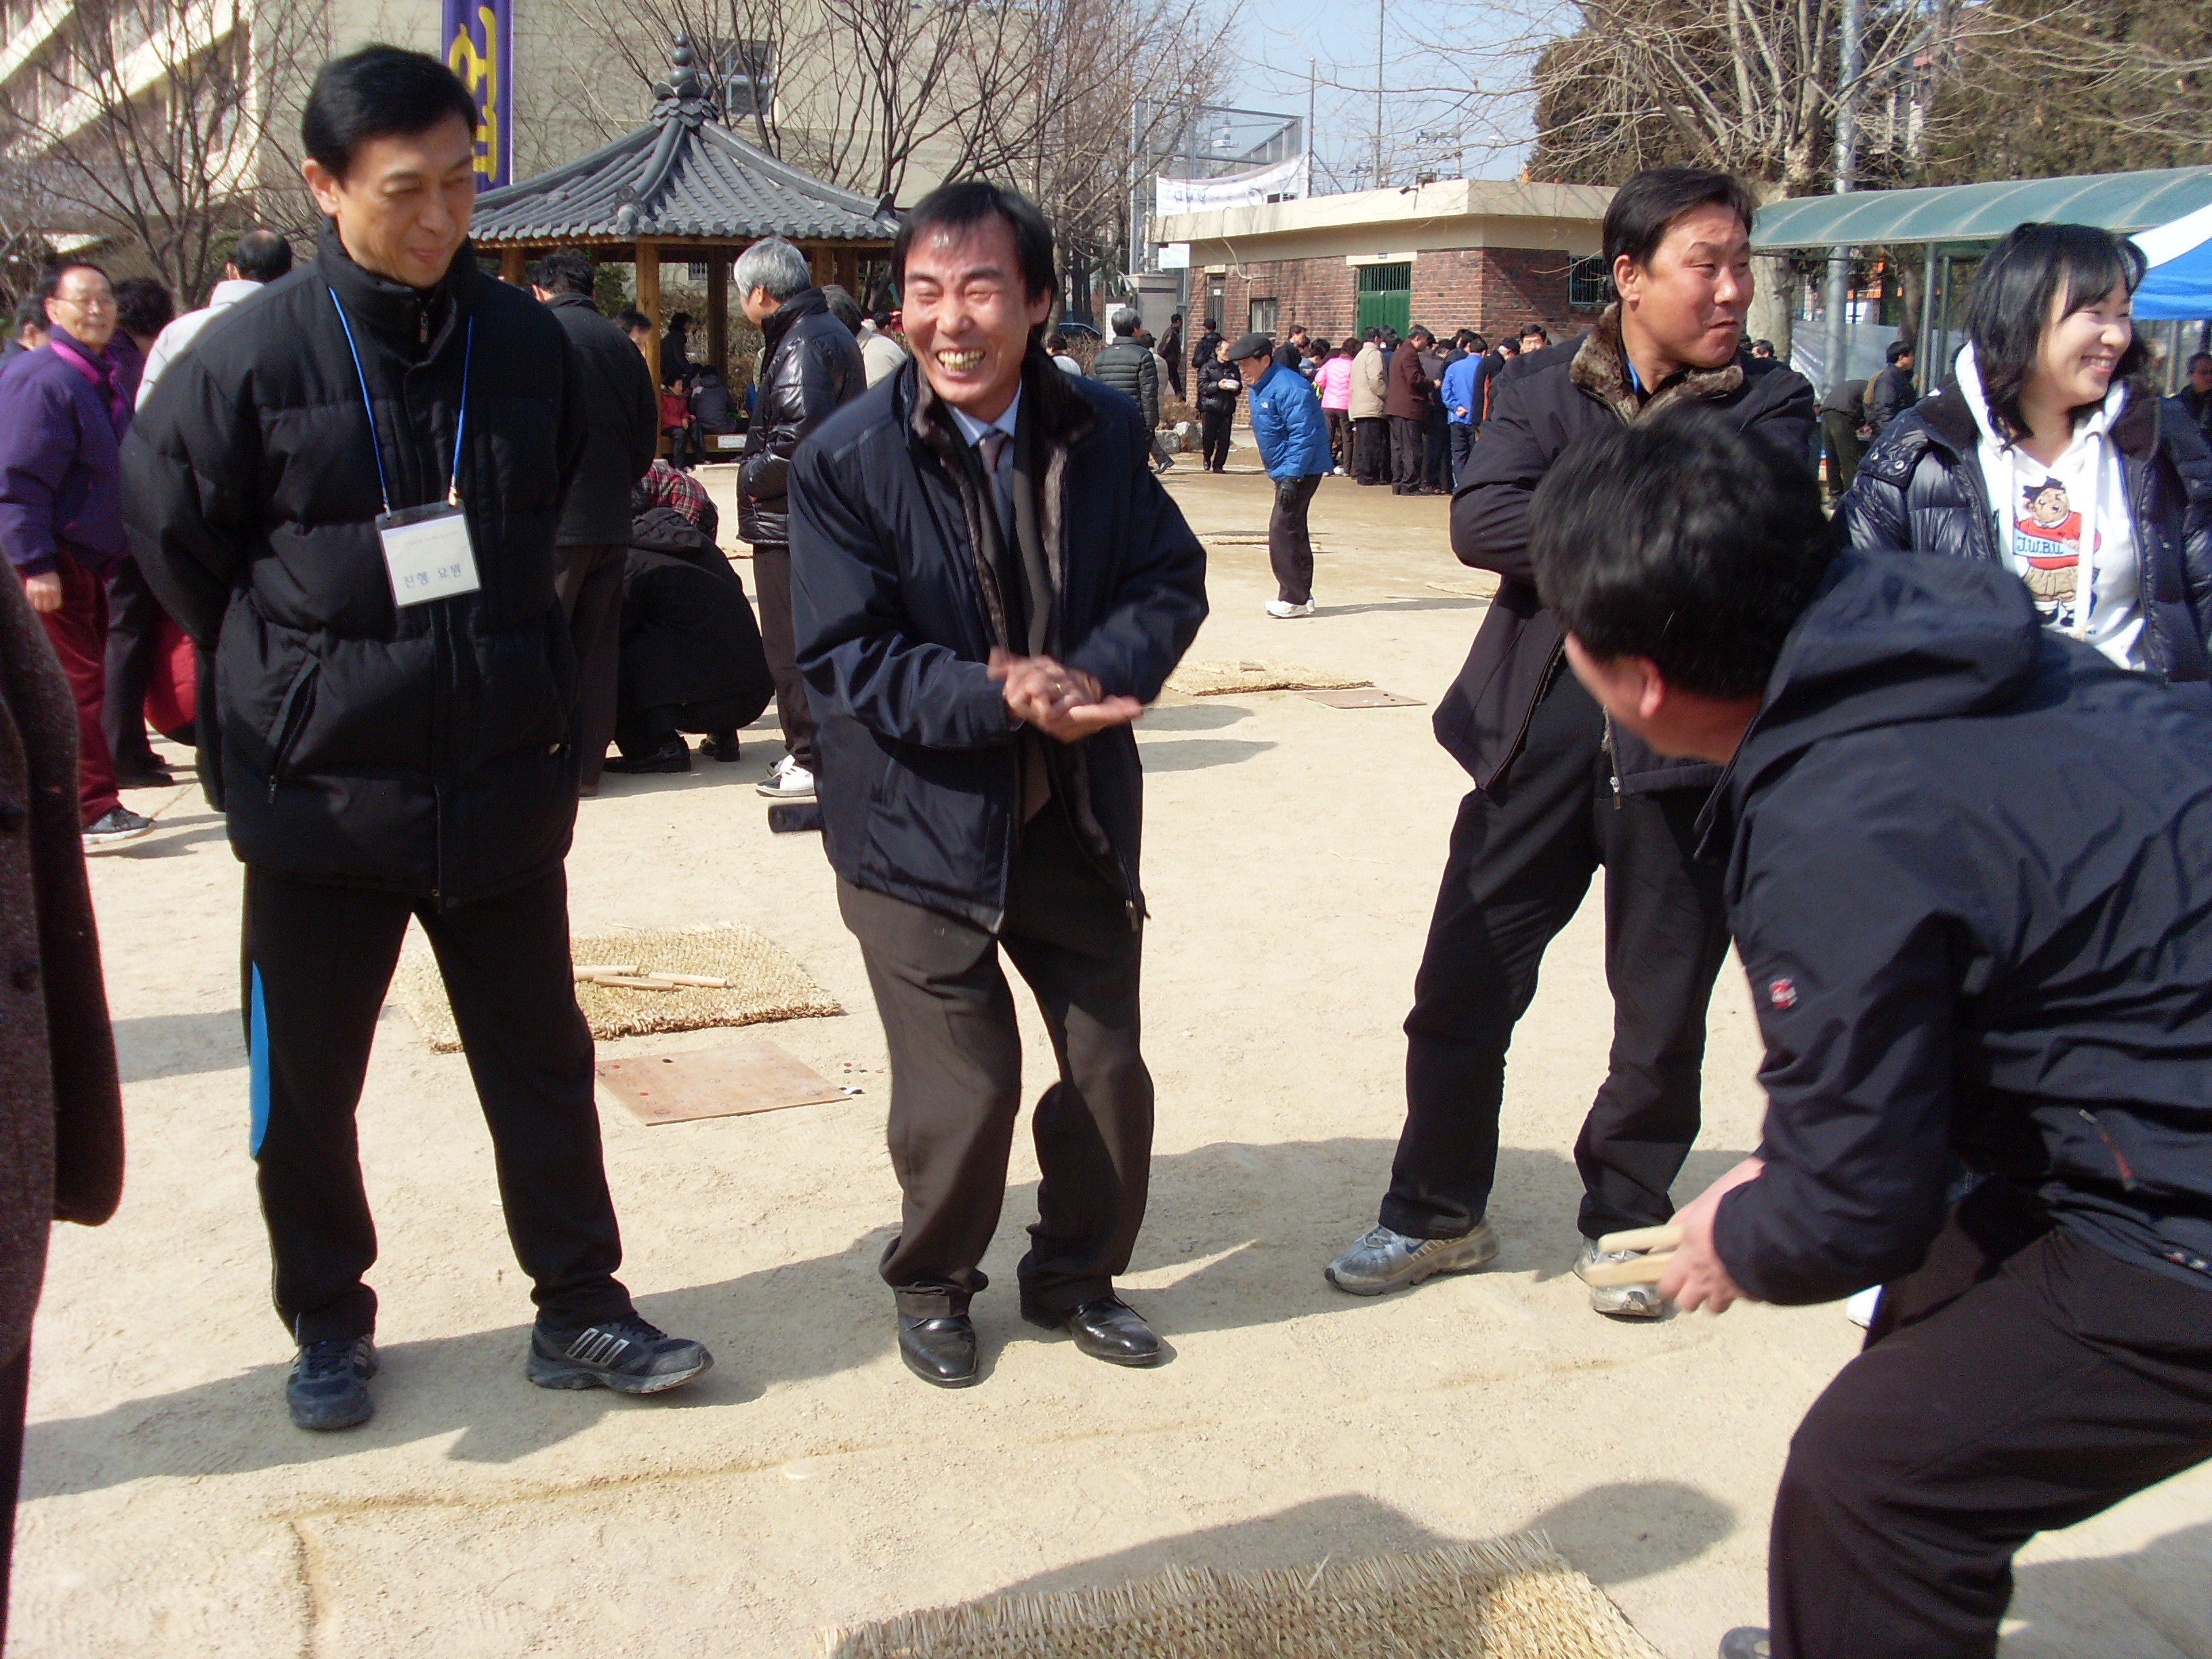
[525,1314,712,1394]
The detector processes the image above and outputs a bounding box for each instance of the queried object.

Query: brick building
[1154,179,1615,346]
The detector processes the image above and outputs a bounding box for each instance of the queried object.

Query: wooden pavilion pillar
[707,249,728,380]
[807,242,830,287]
[499,246,526,285]
[636,240,662,388]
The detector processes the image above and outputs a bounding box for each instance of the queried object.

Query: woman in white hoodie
[1840,222,2212,683]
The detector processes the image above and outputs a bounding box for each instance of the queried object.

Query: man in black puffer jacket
[1324,167,1818,1320]
[529,248,657,794]
[737,235,865,804]
[1089,306,1159,428]
[123,46,711,1433]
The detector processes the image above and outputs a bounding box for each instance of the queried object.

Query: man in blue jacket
[1533,411,2212,1659]
[1233,332,1333,619]
[790,181,1207,1389]
[1438,333,1483,488]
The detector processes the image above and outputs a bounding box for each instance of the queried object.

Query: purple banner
[442,0,512,188]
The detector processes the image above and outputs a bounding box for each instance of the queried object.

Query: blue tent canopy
[2133,201,2212,321]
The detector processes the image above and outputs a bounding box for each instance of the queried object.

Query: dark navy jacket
[789,352,1207,931]
[1705,550,2212,1304]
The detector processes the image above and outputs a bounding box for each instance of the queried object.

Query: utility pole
[1372,0,1385,188]
[1820,0,1862,399]
[1292,56,1309,195]
[1130,98,1143,282]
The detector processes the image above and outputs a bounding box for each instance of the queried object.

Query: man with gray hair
[1089,306,1171,474]
[736,234,865,802]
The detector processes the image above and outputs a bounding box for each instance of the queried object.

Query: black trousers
[1389,414,1426,489]
[750,541,815,771]
[241,865,632,1343]
[1326,409,1353,469]
[1449,423,1477,490]
[1269,474,1322,605]
[1769,1185,2212,1658]
[1200,409,1233,471]
[0,1340,24,1644]
[1821,409,1864,502]
[1423,407,1450,489]
[554,541,623,792]
[1382,665,1730,1241]
[838,803,1153,1319]
[100,555,166,774]
[1353,417,1389,483]
[616,693,752,758]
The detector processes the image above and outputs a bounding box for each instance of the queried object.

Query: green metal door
[1355,262,1411,336]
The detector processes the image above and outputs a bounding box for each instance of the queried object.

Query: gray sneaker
[1324,1221,1498,1296]
[82,806,155,853]
[1574,1237,1665,1319]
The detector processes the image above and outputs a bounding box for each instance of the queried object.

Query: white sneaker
[756,755,816,800]
[1844,1286,1883,1328]
[1264,599,1316,619]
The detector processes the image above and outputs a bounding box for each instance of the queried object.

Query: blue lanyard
[328,287,473,515]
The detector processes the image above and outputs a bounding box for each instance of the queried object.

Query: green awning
[1751,166,2212,251]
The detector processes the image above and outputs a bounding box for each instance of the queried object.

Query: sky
[1212,0,1553,191]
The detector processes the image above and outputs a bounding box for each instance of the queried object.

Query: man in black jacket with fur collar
[790,181,1207,1389]
[123,47,710,1432]
[1324,167,1817,1318]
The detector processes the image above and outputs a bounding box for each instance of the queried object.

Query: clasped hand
[989,649,1143,741]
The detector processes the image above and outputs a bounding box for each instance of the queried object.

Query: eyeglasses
[50,291,114,311]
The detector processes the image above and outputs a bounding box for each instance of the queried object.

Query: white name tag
[377,504,480,607]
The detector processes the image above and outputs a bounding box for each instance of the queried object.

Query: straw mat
[821,1534,1665,1659]
[1165,659,1371,697]
[391,925,840,1053]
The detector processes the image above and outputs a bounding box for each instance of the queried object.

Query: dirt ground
[18,451,2211,1658]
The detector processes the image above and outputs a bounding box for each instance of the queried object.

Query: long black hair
[1964,222,2149,442]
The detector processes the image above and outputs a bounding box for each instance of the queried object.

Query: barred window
[1568,255,1610,312]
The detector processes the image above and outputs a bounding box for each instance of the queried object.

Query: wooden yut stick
[583,973,683,991]
[653,973,729,988]
[1597,1222,1684,1255]
[1582,1252,1675,1287]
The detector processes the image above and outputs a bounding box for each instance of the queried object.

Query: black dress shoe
[697,733,741,763]
[115,764,175,789]
[1020,1294,1164,1366]
[602,737,692,775]
[898,1313,979,1387]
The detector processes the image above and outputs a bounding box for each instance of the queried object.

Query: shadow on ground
[2003,1519,2212,1658]
[979,1482,1736,1605]
[111,1010,245,1084]
[1137,738,1279,773]
[24,1133,1755,1495]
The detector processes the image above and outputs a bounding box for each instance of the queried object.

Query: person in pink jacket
[1316,341,1355,476]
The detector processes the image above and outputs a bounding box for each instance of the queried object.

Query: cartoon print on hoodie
[1957,343,2145,670]
[2012,474,2095,622]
